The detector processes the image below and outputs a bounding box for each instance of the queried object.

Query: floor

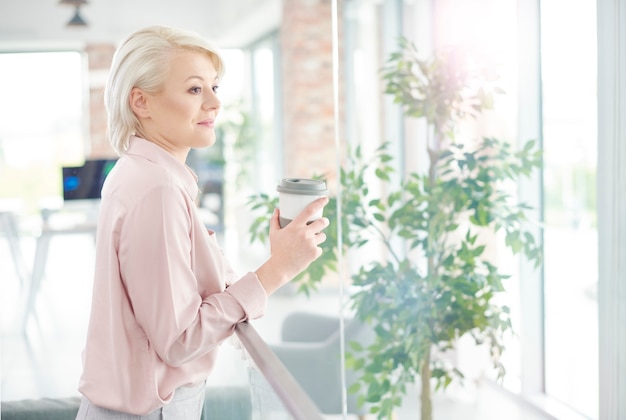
[1,228,558,419]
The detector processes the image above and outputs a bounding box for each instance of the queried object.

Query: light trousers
[76,382,205,420]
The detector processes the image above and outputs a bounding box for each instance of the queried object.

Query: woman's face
[133,50,221,162]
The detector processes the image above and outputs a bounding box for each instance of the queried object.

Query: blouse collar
[126,136,199,200]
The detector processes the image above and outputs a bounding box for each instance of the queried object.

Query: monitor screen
[62,159,117,201]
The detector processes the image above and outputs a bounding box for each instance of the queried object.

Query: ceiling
[0,0,281,50]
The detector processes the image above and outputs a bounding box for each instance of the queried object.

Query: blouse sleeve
[118,183,267,367]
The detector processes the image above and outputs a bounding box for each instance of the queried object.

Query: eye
[212,85,219,93]
[189,86,202,94]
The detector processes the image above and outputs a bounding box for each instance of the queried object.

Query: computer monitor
[62,159,117,201]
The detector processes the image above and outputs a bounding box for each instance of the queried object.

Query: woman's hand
[255,196,330,295]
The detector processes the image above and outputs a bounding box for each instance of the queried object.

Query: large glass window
[249,33,282,190]
[540,0,598,417]
[342,0,599,418]
[219,34,283,270]
[0,51,85,216]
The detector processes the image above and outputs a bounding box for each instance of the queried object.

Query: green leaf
[347,382,362,394]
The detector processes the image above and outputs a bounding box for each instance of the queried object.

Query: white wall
[0,0,281,49]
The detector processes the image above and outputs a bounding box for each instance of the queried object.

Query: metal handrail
[235,321,325,420]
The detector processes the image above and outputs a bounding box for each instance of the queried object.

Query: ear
[129,88,150,119]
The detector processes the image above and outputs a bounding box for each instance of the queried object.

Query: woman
[76,25,329,419]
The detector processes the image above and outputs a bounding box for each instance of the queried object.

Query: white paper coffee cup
[277,178,328,228]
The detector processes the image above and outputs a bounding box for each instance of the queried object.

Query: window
[248,32,283,190]
[540,1,598,417]
[342,0,599,418]
[0,51,86,215]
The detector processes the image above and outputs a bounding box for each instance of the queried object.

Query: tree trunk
[420,347,432,420]
[421,120,438,420]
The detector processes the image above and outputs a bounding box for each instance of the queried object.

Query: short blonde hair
[105,25,225,155]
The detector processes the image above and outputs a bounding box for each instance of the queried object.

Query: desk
[22,202,98,332]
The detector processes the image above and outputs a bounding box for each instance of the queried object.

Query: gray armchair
[269,311,374,419]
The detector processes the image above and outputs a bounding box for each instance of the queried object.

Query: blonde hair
[105,25,225,155]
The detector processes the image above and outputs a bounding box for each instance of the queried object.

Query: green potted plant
[248,39,542,420]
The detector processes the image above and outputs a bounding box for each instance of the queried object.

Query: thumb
[269,207,281,231]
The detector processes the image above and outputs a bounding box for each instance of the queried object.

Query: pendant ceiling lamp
[59,0,88,27]
[67,6,87,27]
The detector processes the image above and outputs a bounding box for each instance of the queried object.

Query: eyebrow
[185,75,219,82]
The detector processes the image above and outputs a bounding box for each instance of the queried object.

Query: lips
[197,119,215,128]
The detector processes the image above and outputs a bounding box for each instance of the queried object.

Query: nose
[203,89,220,111]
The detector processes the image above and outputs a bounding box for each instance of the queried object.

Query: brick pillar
[281,0,341,183]
[85,43,117,158]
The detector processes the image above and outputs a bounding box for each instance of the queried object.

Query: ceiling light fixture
[59,0,89,28]
[66,6,88,27]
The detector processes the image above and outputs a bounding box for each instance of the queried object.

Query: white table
[22,202,99,332]
[0,210,29,286]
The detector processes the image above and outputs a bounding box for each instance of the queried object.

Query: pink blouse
[78,137,268,415]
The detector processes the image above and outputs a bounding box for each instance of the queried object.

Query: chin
[194,136,216,149]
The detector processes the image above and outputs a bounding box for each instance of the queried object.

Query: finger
[311,217,330,231]
[315,232,327,245]
[293,196,329,224]
[269,208,281,230]
[307,219,329,238]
